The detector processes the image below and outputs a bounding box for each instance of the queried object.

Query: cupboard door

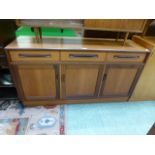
[100,64,141,97]
[61,64,103,99]
[14,64,58,100]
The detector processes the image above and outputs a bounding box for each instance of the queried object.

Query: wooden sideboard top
[5,36,149,53]
[142,36,155,46]
[132,36,155,51]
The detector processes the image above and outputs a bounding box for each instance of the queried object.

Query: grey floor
[67,101,155,135]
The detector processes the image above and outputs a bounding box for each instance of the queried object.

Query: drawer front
[10,51,60,62]
[61,51,106,62]
[106,52,146,62]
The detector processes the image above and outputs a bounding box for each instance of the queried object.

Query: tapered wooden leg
[123,32,129,46]
[39,27,42,41]
[34,27,40,42]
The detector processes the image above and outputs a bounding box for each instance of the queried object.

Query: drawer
[9,51,60,62]
[61,51,106,62]
[106,52,146,62]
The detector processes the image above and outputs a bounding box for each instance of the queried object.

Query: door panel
[101,64,141,97]
[15,64,58,100]
[61,64,103,99]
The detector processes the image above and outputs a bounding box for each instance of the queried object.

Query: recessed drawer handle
[113,55,140,59]
[18,53,51,58]
[69,54,98,58]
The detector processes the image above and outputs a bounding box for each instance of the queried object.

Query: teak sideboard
[5,37,150,106]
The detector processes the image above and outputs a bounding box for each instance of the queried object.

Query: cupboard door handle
[102,74,107,82]
[61,74,65,82]
[69,54,98,58]
[113,55,139,59]
[56,74,59,81]
[18,54,51,58]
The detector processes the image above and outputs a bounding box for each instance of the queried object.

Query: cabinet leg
[123,32,129,46]
[39,27,42,41]
[34,27,40,42]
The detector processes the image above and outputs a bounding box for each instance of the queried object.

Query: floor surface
[67,101,155,135]
[0,100,65,135]
[0,100,155,135]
